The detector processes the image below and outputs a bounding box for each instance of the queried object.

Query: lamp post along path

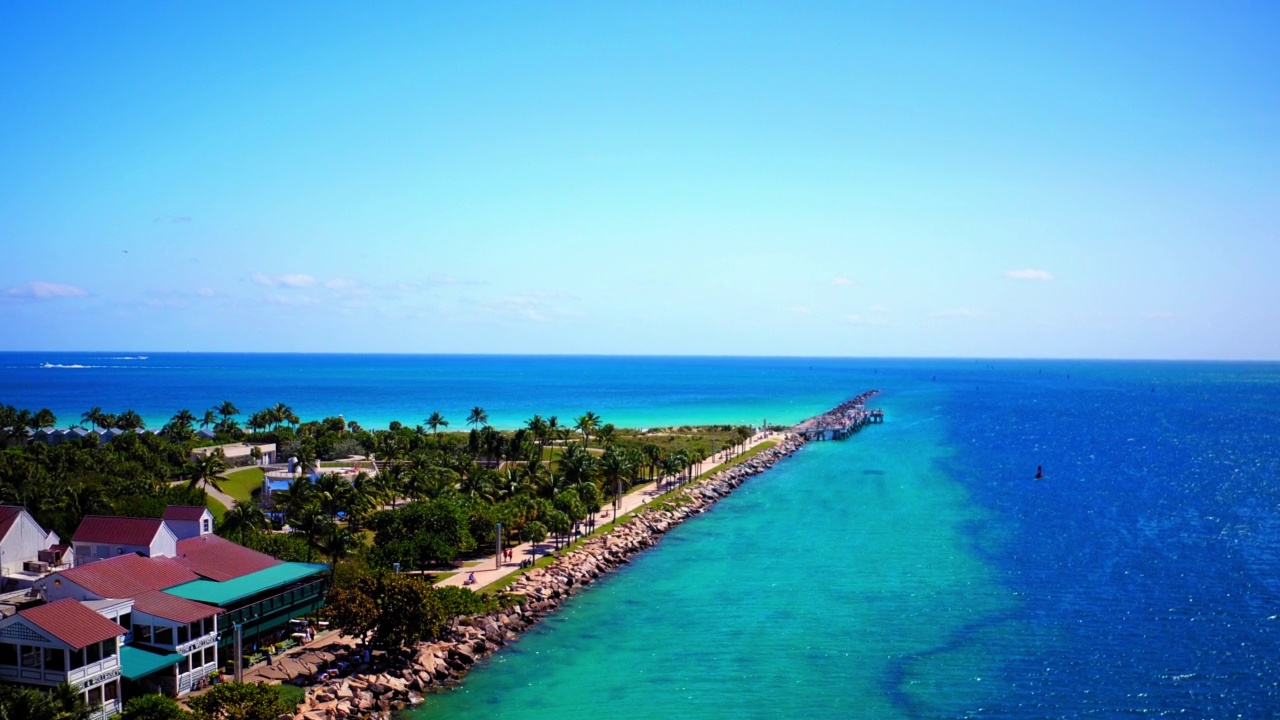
[495,522,503,570]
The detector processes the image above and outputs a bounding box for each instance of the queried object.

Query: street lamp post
[495,522,503,570]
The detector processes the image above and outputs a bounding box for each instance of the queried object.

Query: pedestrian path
[437,432,778,591]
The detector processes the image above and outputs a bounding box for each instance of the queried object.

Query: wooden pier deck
[792,390,884,441]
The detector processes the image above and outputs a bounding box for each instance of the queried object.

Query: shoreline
[289,395,877,720]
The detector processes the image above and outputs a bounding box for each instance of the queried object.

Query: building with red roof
[161,506,214,540]
[173,534,281,582]
[0,598,126,718]
[72,516,177,566]
[40,553,201,603]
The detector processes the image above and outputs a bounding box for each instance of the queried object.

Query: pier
[792,390,883,441]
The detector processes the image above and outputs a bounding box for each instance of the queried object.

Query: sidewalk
[436,432,778,591]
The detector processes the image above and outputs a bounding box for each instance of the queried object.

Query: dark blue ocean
[4,353,1279,717]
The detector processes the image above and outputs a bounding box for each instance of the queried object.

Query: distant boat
[1035,465,1044,479]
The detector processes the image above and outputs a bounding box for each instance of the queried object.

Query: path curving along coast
[289,394,881,720]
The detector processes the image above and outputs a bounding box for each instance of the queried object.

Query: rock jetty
[289,427,830,719]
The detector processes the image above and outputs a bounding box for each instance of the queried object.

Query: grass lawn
[205,495,228,521]
[218,467,265,504]
[272,684,305,708]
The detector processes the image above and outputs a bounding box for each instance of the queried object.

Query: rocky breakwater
[290,434,807,720]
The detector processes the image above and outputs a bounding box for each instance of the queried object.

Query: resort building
[72,517,178,567]
[0,507,328,711]
[0,505,72,590]
[189,442,276,468]
[0,599,127,719]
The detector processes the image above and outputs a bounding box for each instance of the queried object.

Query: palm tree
[189,449,228,493]
[199,409,217,431]
[573,411,600,449]
[324,524,359,572]
[272,402,297,429]
[599,445,632,520]
[32,408,56,430]
[466,406,489,430]
[170,409,196,431]
[425,411,448,440]
[81,407,105,432]
[115,409,145,431]
[217,400,240,422]
[221,501,267,543]
[641,444,663,483]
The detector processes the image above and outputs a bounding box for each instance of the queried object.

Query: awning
[120,645,184,680]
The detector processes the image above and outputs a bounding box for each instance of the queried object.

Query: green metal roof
[162,562,328,607]
[120,645,183,680]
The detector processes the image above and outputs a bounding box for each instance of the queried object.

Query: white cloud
[2,281,89,300]
[197,288,216,298]
[833,277,853,286]
[1004,268,1055,281]
[791,306,812,315]
[929,307,987,318]
[253,273,317,289]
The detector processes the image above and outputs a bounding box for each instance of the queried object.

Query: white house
[160,507,214,541]
[0,599,127,718]
[71,517,177,567]
[0,506,68,589]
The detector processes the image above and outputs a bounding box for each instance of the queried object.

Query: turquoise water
[418,391,1011,718]
[6,354,1280,715]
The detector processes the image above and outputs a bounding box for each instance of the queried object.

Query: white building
[71,517,177,567]
[0,598,127,718]
[160,507,214,541]
[0,505,70,589]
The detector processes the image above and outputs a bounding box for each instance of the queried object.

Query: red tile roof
[162,506,210,522]
[20,599,125,649]
[56,554,200,598]
[132,590,221,624]
[174,535,281,582]
[72,516,166,546]
[0,506,22,539]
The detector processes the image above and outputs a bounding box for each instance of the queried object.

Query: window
[86,684,102,707]
[176,625,188,644]
[86,642,100,664]
[103,638,116,658]
[154,626,173,645]
[118,613,131,631]
[135,624,151,643]
[103,680,118,703]
[189,621,202,639]
[177,655,189,674]
[0,642,16,666]
[202,519,210,533]
[203,647,215,666]
[203,617,214,635]
[43,647,65,672]
[21,645,40,668]
[69,649,84,670]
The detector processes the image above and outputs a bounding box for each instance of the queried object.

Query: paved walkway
[168,476,238,511]
[437,432,779,591]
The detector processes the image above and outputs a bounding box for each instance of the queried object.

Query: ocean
[4,354,1279,717]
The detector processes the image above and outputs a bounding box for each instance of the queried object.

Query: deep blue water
[4,353,1280,716]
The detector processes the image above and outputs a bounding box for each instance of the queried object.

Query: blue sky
[2,2,1277,359]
